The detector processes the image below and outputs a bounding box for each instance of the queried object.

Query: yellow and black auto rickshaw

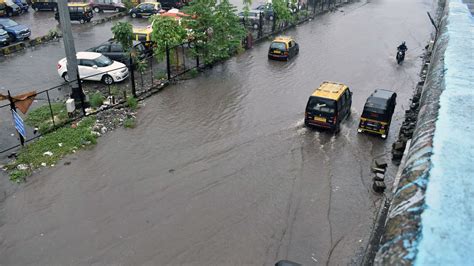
[358,89,397,139]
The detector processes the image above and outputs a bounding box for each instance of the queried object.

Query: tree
[184,0,246,64]
[150,15,188,69]
[111,22,133,52]
[272,0,295,27]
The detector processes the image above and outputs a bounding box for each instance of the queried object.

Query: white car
[57,52,129,85]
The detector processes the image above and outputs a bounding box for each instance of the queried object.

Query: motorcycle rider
[397,41,408,52]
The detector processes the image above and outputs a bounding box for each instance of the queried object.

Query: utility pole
[56,0,86,114]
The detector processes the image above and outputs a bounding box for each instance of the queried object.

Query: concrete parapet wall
[375,0,474,264]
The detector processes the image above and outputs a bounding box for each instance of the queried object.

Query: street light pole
[56,0,86,114]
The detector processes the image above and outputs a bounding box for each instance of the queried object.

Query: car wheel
[115,7,120,12]
[131,12,137,18]
[53,7,57,11]
[79,18,85,24]
[102,74,114,85]
[62,72,70,82]
[94,7,100,13]
[7,11,13,17]
[34,7,39,11]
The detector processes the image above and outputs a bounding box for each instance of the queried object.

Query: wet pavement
[0,0,434,264]
[11,9,125,39]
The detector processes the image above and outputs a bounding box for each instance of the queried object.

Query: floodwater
[0,0,433,264]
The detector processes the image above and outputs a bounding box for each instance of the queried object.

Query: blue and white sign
[12,110,26,138]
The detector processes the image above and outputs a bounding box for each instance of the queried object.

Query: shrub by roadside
[7,116,98,182]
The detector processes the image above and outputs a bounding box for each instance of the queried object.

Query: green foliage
[273,0,295,24]
[123,117,136,128]
[155,70,167,80]
[89,91,104,108]
[189,68,199,78]
[47,27,60,39]
[122,0,134,10]
[135,59,148,74]
[8,116,98,181]
[110,85,120,96]
[25,103,68,134]
[10,169,29,182]
[150,16,188,61]
[111,22,133,52]
[127,97,138,110]
[184,0,246,65]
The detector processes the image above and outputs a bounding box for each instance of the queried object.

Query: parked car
[238,10,262,29]
[87,40,147,64]
[55,3,93,24]
[1,0,22,16]
[31,0,57,11]
[159,0,183,10]
[0,2,6,16]
[358,89,397,139]
[14,0,28,12]
[128,2,161,18]
[254,3,273,20]
[268,36,299,60]
[0,18,30,41]
[0,28,10,46]
[89,0,126,13]
[57,52,129,85]
[304,81,352,132]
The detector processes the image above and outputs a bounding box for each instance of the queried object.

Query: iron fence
[0,0,351,155]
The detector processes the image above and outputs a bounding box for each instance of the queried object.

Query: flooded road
[0,0,434,264]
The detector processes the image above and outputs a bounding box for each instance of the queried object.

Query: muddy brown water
[0,0,434,264]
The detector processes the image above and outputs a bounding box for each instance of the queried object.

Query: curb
[92,12,126,26]
[0,12,127,57]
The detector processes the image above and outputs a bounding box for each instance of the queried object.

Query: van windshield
[307,97,336,114]
[270,42,286,51]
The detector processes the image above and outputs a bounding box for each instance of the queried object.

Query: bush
[127,97,138,110]
[8,116,98,181]
[25,103,68,134]
[124,117,136,128]
[155,71,167,80]
[189,68,199,78]
[89,92,104,108]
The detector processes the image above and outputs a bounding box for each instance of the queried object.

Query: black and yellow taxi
[55,3,93,24]
[132,25,155,53]
[128,2,162,18]
[268,36,299,60]
[305,81,352,132]
[358,89,397,139]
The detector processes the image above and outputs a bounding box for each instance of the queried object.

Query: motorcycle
[396,49,405,64]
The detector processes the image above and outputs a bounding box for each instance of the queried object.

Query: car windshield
[1,20,18,27]
[307,97,336,114]
[94,55,113,67]
[136,34,147,42]
[270,42,286,51]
